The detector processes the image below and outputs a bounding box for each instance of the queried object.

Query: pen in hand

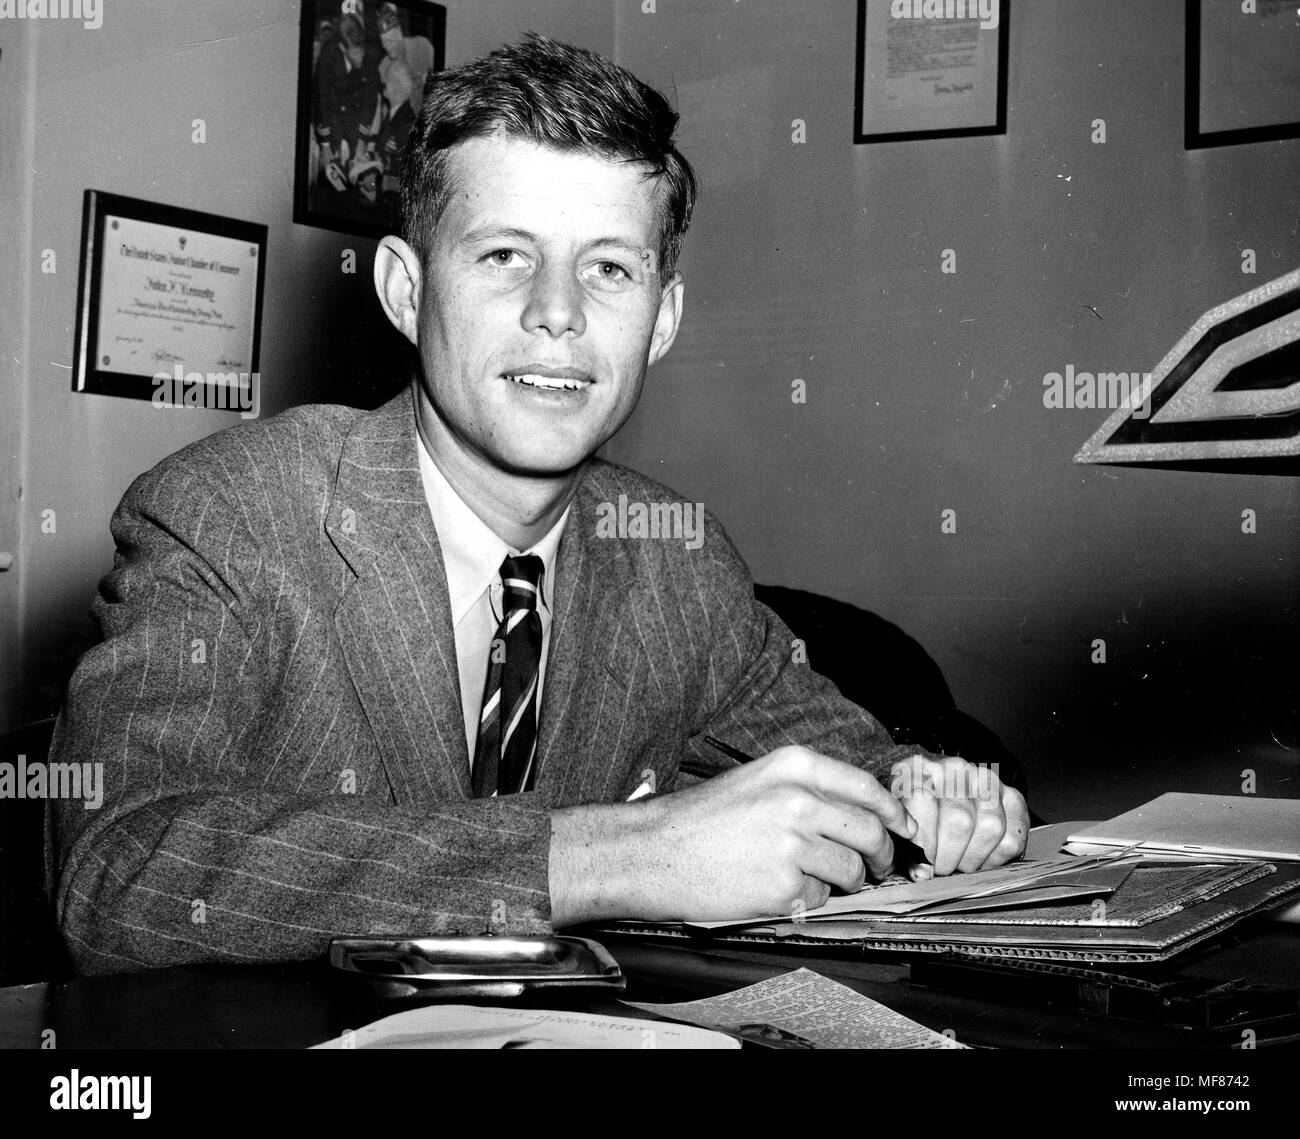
[702,735,933,874]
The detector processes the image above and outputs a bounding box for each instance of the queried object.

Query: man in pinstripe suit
[48,36,1027,974]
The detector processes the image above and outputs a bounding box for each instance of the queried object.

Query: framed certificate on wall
[1186,0,1300,149]
[72,191,267,405]
[854,0,1009,143]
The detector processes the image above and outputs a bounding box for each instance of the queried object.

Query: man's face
[385,64,413,110]
[344,42,364,68]
[409,133,681,479]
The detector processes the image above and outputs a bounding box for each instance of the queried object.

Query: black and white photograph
[0,0,1298,1114]
[295,0,446,236]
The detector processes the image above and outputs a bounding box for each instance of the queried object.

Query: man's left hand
[889,754,1028,879]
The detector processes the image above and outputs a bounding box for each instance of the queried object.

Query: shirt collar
[416,432,568,627]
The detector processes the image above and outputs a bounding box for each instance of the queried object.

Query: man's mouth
[503,369,594,392]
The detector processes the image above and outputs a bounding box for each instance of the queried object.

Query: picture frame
[1185,0,1300,149]
[854,0,1009,144]
[72,190,267,407]
[294,0,447,239]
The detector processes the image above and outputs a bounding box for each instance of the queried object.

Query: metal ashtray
[327,935,626,1001]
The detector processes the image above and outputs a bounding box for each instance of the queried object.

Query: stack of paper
[1064,793,1300,861]
[311,1006,737,1049]
[683,853,1144,931]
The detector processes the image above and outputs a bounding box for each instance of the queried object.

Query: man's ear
[647,273,684,367]
[374,235,423,347]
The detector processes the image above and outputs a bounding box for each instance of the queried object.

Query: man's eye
[584,260,633,286]
[484,249,527,268]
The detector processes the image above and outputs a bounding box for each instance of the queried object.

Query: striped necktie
[471,554,543,797]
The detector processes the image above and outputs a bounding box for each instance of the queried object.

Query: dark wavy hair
[399,33,697,278]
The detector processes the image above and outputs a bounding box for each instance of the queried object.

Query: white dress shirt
[416,435,570,770]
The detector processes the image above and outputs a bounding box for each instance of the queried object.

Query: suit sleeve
[48,455,555,976]
[671,512,938,787]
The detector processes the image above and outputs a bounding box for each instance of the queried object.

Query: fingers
[791,874,832,917]
[893,755,1027,876]
[733,749,907,904]
[895,754,966,873]
[955,795,1007,874]
[931,795,972,876]
[806,800,895,883]
[798,837,868,897]
[767,747,917,841]
[962,784,1029,871]
[900,778,939,878]
[991,785,1030,865]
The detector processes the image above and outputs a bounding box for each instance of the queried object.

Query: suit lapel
[535,468,640,798]
[326,386,471,805]
[325,395,641,805]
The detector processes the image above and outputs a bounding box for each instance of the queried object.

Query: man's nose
[520,263,587,338]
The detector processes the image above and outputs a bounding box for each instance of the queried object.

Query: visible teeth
[506,373,588,391]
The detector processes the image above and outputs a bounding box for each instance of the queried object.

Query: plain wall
[608,0,1299,817]
[0,0,612,731]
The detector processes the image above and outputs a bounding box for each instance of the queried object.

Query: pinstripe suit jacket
[48,385,919,975]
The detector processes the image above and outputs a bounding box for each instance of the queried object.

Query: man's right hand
[549,746,917,926]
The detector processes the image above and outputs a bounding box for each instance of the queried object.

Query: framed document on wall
[1186,0,1300,149]
[854,0,1009,143]
[72,191,267,405]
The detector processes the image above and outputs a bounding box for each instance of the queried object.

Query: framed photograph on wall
[294,0,447,238]
[72,190,267,408]
[854,0,1009,143]
[1186,0,1300,149]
